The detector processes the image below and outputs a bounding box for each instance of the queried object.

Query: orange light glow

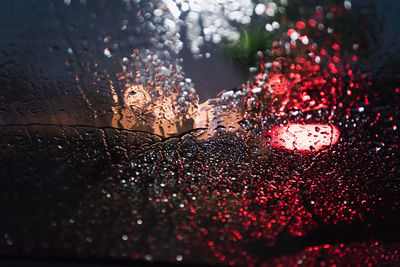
[268,124,340,152]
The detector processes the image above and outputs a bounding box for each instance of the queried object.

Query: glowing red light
[332,43,340,51]
[308,19,317,27]
[296,21,306,29]
[287,28,297,37]
[267,74,290,95]
[268,124,340,152]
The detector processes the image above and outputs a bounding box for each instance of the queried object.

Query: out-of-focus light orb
[268,124,340,152]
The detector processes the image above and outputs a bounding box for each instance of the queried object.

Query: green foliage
[222,26,273,72]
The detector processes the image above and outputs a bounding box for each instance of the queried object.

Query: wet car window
[1,0,400,266]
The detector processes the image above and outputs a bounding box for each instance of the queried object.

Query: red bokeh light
[268,124,340,152]
[296,21,306,29]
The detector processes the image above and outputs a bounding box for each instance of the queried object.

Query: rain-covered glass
[1,0,400,265]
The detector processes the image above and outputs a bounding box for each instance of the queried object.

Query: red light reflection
[268,124,340,152]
